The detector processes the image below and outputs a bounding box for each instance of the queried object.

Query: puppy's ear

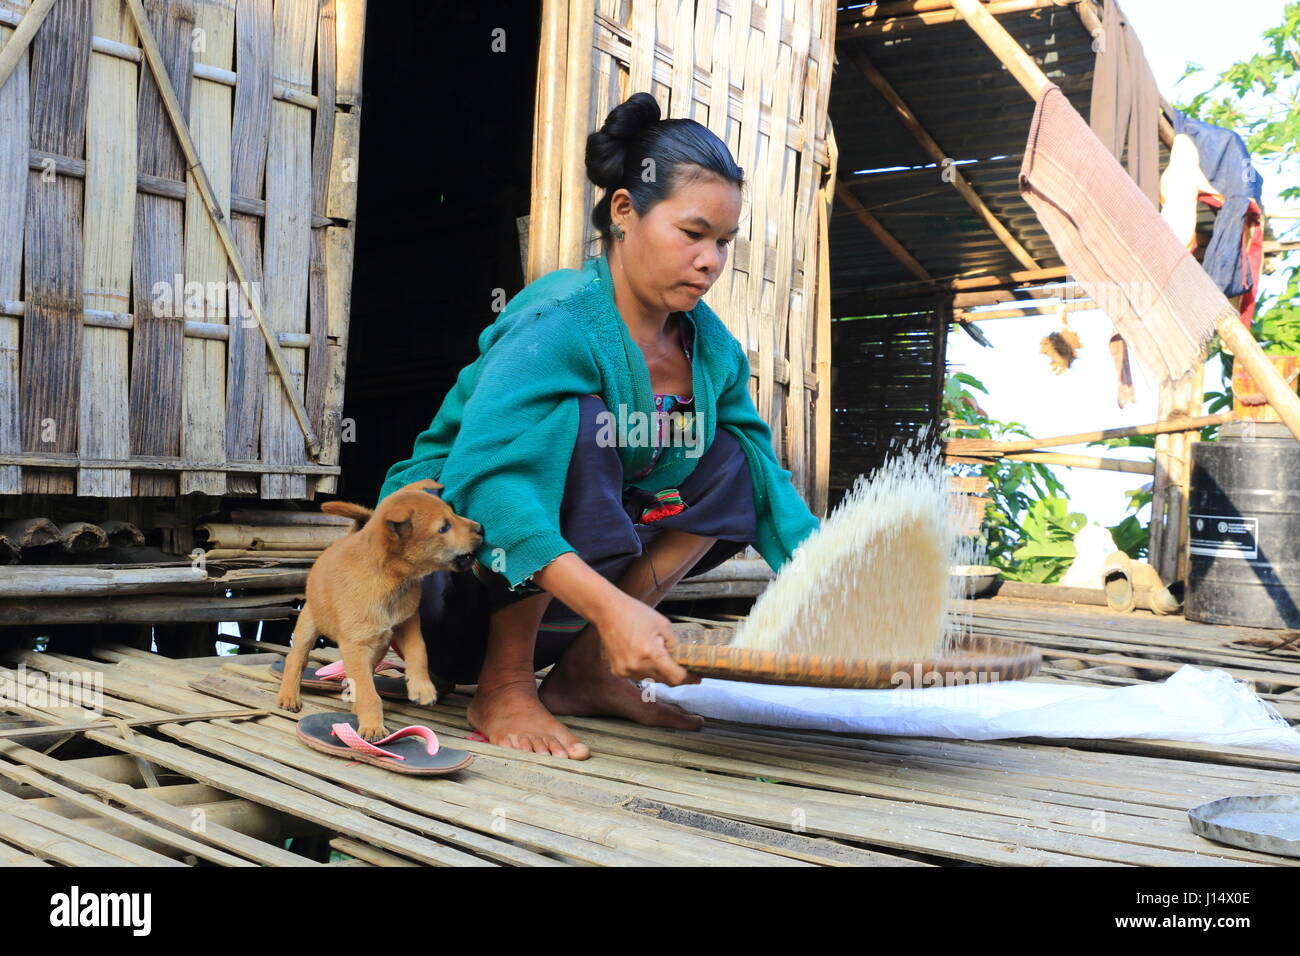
[385,513,413,542]
[415,478,445,497]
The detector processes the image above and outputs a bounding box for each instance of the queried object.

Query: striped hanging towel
[1019,84,1233,391]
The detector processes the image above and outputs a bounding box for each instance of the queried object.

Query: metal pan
[1188,794,1300,858]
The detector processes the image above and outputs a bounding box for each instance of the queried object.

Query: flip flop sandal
[295,711,474,775]
[271,656,416,700]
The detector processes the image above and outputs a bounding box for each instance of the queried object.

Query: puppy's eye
[439,521,450,534]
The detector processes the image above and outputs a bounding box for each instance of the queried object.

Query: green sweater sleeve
[714,338,821,571]
[384,308,600,591]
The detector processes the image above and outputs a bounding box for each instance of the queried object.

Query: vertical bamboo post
[527,0,568,281]
[557,0,593,267]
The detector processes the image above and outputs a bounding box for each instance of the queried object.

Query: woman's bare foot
[467,677,591,759]
[539,627,705,731]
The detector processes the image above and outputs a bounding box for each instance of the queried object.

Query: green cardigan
[379,250,820,591]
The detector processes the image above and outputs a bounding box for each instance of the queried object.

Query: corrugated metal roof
[829,3,1158,309]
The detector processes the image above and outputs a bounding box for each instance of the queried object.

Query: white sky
[945,0,1297,531]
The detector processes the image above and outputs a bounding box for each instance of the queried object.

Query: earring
[610,222,625,241]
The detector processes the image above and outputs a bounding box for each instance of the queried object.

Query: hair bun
[585,93,662,189]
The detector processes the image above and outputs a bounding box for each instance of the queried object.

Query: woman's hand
[594,593,698,686]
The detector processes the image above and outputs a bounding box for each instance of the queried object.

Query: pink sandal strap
[314,658,406,682]
[330,722,441,760]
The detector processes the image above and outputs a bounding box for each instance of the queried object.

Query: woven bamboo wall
[528,0,838,516]
[0,0,366,500]
[829,300,950,508]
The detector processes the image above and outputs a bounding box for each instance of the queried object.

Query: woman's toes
[669,703,705,728]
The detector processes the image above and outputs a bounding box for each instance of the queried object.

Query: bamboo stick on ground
[0,566,207,598]
[196,522,346,550]
[226,509,353,527]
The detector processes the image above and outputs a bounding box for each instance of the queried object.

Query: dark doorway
[338,1,541,503]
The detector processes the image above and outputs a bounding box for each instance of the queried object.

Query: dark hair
[585,92,745,250]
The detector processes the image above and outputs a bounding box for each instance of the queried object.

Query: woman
[380,93,820,760]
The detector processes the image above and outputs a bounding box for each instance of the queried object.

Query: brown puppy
[276,478,484,740]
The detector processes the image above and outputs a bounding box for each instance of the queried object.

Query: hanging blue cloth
[1169,107,1265,306]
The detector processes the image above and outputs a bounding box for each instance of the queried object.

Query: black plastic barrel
[1185,421,1300,628]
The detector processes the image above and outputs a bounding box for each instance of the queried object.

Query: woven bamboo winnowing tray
[668,627,1041,689]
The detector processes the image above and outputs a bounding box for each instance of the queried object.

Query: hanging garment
[1159,132,1222,250]
[1169,108,1266,325]
[1108,333,1136,408]
[1019,83,1231,391]
[1089,0,1161,206]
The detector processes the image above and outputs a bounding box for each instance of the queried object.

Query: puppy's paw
[357,720,388,742]
[276,691,302,713]
[407,677,438,707]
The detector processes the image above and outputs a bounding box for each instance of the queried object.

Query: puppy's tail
[321,500,373,532]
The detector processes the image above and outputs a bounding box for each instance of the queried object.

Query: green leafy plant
[945,373,1070,581]
[1010,497,1088,583]
[945,372,1151,579]
[1083,434,1152,560]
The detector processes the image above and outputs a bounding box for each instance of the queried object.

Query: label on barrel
[1188,514,1259,559]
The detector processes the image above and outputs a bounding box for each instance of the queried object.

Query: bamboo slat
[304,0,336,492]
[79,0,137,498]
[259,0,315,499]
[22,0,91,496]
[0,0,28,495]
[224,0,273,495]
[180,0,236,495]
[8,633,1300,867]
[0,759,253,865]
[313,0,365,495]
[129,0,194,496]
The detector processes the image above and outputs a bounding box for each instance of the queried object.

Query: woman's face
[610,171,742,314]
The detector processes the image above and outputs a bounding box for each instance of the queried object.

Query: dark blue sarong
[417,394,757,684]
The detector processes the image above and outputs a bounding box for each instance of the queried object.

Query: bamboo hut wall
[529,0,837,514]
[0,0,31,496]
[0,0,367,499]
[829,301,949,508]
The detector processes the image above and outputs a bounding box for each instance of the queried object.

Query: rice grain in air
[731,422,976,660]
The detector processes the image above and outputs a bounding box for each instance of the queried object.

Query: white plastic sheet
[654,665,1300,755]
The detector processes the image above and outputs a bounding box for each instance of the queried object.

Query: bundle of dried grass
[1041,315,1083,375]
[731,423,975,661]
